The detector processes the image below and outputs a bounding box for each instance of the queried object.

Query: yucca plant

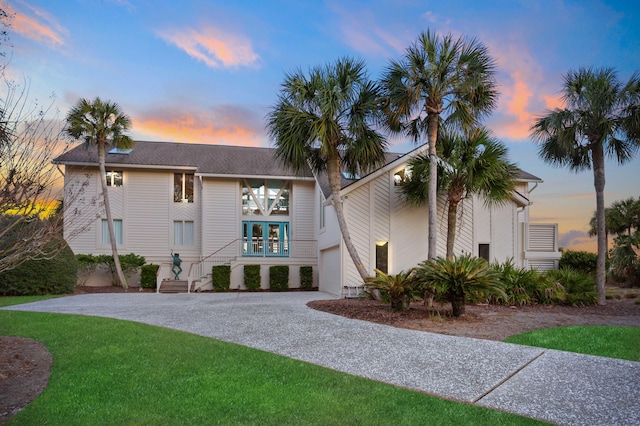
[365,269,418,311]
[416,254,505,317]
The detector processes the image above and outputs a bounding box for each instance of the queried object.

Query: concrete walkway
[4,292,639,425]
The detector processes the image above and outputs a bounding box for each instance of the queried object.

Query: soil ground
[1,286,639,423]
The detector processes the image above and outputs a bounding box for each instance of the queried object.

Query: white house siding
[453,197,474,255]
[389,178,429,273]
[320,246,342,295]
[490,204,516,263]
[64,167,101,254]
[126,170,176,262]
[343,182,372,286]
[201,178,238,257]
[373,174,391,254]
[292,181,316,255]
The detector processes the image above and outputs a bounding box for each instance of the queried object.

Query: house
[53,140,561,295]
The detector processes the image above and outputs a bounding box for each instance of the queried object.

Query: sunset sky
[2,0,639,252]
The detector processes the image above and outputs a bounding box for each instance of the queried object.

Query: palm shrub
[416,254,505,317]
[365,269,419,311]
[545,268,598,305]
[488,259,546,305]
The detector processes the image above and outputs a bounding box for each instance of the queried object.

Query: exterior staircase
[158,279,188,293]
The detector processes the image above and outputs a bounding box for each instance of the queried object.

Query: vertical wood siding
[293,182,315,240]
[201,178,238,256]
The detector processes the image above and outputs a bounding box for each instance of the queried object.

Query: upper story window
[393,168,411,186]
[174,173,194,203]
[106,171,123,187]
[242,179,290,216]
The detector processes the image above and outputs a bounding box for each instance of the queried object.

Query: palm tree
[382,30,498,261]
[400,127,518,259]
[589,197,640,237]
[531,67,640,304]
[66,98,133,289]
[267,57,388,281]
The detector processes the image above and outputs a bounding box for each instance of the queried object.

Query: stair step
[159,280,188,293]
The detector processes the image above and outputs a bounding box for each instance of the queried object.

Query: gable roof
[53,141,314,179]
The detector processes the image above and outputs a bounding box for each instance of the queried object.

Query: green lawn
[504,326,640,362]
[0,295,60,307]
[0,308,545,426]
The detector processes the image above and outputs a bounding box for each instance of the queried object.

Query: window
[102,219,123,245]
[106,171,123,187]
[479,244,490,262]
[242,179,290,216]
[242,221,289,256]
[174,221,194,246]
[393,168,411,186]
[174,173,194,202]
[376,242,388,274]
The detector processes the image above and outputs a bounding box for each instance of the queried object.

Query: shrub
[545,268,597,305]
[244,265,261,290]
[415,255,505,317]
[76,254,100,286]
[300,266,313,290]
[489,260,533,305]
[559,250,598,275]
[91,253,145,286]
[269,265,289,291]
[141,264,160,289]
[212,265,231,292]
[0,238,77,296]
[365,269,418,311]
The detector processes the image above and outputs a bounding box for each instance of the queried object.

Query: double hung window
[174,221,194,246]
[102,219,123,245]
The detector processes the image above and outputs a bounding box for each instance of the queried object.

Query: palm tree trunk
[98,142,128,289]
[446,199,459,260]
[327,154,369,282]
[592,144,606,305]
[449,293,466,317]
[427,112,439,261]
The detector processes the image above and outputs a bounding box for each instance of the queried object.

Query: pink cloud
[3,1,66,46]
[158,25,259,68]
[328,2,410,56]
[131,105,266,147]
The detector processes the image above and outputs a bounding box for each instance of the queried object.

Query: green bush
[545,268,598,305]
[559,250,598,275]
[244,265,261,290]
[488,259,550,305]
[0,239,77,296]
[141,264,160,289]
[269,265,289,291]
[300,266,313,290]
[212,265,231,292]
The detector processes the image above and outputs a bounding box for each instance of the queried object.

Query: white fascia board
[196,173,315,181]
[56,161,198,171]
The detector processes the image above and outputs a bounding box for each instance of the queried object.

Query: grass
[0,308,545,426]
[0,295,60,307]
[504,326,640,362]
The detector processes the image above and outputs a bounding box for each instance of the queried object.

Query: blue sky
[2,0,639,251]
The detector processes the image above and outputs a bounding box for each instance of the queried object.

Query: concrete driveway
[4,291,639,426]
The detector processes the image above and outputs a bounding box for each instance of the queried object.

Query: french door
[242,221,289,257]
